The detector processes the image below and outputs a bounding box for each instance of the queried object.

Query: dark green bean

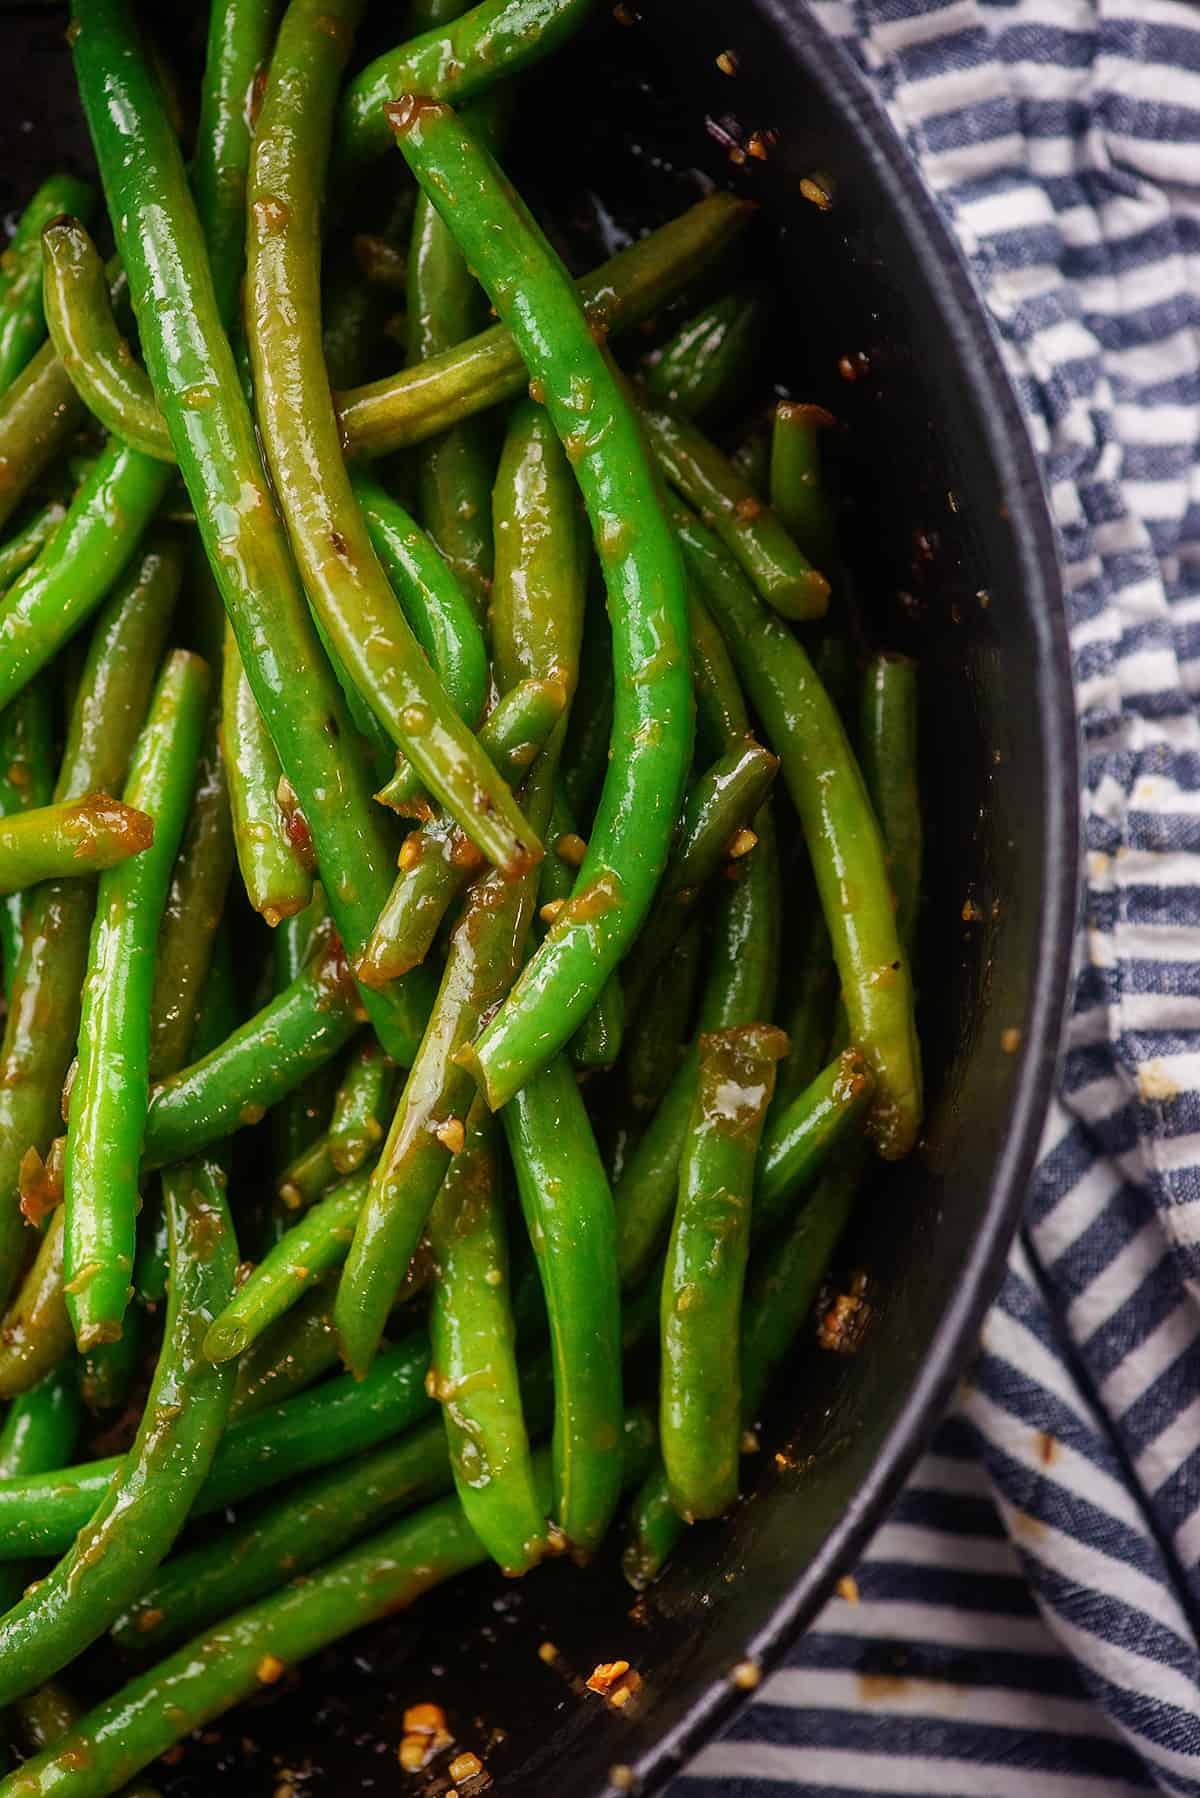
[221,622,314,927]
[428,1096,546,1572]
[5,1415,657,1798]
[393,101,693,1107]
[229,1278,341,1418]
[0,500,66,594]
[193,0,282,332]
[0,795,152,895]
[205,1170,368,1363]
[0,1155,237,1706]
[0,534,179,1317]
[503,1053,622,1553]
[0,1332,434,1559]
[78,1305,143,1414]
[0,1367,80,1612]
[0,344,85,539]
[644,286,771,422]
[860,653,921,954]
[772,896,836,1115]
[41,219,172,461]
[625,923,702,1114]
[72,0,434,1068]
[336,0,594,171]
[660,1022,788,1520]
[244,2,538,880]
[0,176,95,392]
[0,1208,70,1401]
[64,653,208,1350]
[769,400,838,569]
[336,192,751,458]
[0,679,54,1002]
[560,591,613,820]
[678,510,921,1158]
[143,929,362,1173]
[688,585,750,758]
[732,428,770,497]
[641,402,829,623]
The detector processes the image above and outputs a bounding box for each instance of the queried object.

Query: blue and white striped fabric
[674,2,1200,1792]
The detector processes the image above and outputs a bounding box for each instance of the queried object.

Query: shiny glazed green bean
[0,678,54,1001]
[860,653,922,954]
[0,1366,81,1612]
[0,344,85,538]
[192,0,282,331]
[221,622,314,927]
[64,653,208,1351]
[644,286,771,423]
[375,674,566,819]
[0,175,95,392]
[0,795,152,895]
[0,1156,237,1706]
[393,101,693,1107]
[0,500,66,594]
[769,400,838,569]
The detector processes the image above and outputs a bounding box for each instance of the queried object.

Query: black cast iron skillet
[0,2,1078,1792]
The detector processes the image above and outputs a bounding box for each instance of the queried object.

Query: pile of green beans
[0,2,926,1786]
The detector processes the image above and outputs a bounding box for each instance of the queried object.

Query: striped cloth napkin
[673,1,1200,1792]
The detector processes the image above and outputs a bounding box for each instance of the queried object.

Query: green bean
[773,898,836,1114]
[375,674,565,818]
[335,754,554,1378]
[535,789,624,1070]
[0,1333,434,1560]
[269,887,337,1183]
[0,345,84,539]
[322,188,415,390]
[13,1681,160,1798]
[193,0,282,333]
[78,1305,144,1414]
[229,1278,341,1418]
[408,80,511,621]
[0,535,179,1318]
[221,622,314,927]
[769,400,838,569]
[625,923,702,1114]
[350,472,489,727]
[660,1022,787,1521]
[0,795,153,895]
[64,652,209,1350]
[503,1053,622,1553]
[689,585,749,758]
[0,439,174,716]
[427,1096,546,1572]
[860,653,922,954]
[71,0,433,1070]
[147,712,235,1083]
[41,219,172,461]
[0,1368,80,1613]
[275,1037,392,1214]
[624,1150,860,1589]
[0,1210,70,1401]
[336,192,751,457]
[644,286,771,422]
[0,176,95,393]
[615,807,781,1291]
[754,1048,872,1238]
[678,511,921,1158]
[641,402,828,623]
[560,592,613,820]
[336,0,594,171]
[245,3,538,881]
[0,1153,237,1706]
[732,427,770,497]
[393,102,694,1107]
[622,740,779,1017]
[143,930,362,1174]
[3,1416,656,1798]
[0,500,66,594]
[206,1170,368,1364]
[0,679,55,1002]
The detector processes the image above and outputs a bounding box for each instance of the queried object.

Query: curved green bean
[0,1154,237,1706]
[351,472,489,727]
[0,795,152,895]
[205,1169,368,1363]
[660,1022,787,1521]
[143,930,362,1173]
[245,2,538,880]
[336,0,594,171]
[221,622,314,927]
[644,286,771,422]
[678,510,921,1157]
[392,101,693,1107]
[641,402,829,623]
[0,175,95,392]
[622,739,779,1017]
[428,1097,546,1573]
[860,652,922,954]
[41,218,173,460]
[0,679,55,1001]
[0,438,174,716]
[2,1417,657,1798]
[0,1332,434,1559]
[71,0,433,1069]
[336,192,751,458]
[336,755,554,1378]
[0,500,66,594]
[64,652,209,1350]
[503,1052,622,1553]
[0,534,179,1316]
